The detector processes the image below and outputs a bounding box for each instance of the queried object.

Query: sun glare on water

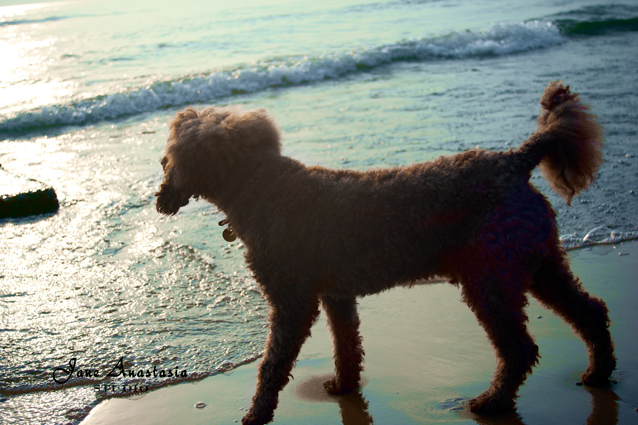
[0,2,73,115]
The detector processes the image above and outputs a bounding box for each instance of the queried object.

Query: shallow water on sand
[1,1,638,423]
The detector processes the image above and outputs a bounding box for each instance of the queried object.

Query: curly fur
[156,81,614,425]
[524,81,604,205]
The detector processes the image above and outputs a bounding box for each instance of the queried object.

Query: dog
[155,81,615,424]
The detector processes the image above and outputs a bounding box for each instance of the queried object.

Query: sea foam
[0,20,565,136]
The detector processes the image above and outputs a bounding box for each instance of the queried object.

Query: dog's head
[155,106,281,215]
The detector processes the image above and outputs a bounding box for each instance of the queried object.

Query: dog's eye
[161,157,168,169]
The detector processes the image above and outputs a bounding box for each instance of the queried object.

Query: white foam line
[0,20,565,134]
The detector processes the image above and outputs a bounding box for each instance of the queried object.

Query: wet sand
[81,241,638,425]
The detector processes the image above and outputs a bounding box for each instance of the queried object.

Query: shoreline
[80,240,638,424]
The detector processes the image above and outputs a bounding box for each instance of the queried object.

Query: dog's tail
[517,81,603,205]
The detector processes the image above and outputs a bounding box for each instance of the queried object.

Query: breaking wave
[0,20,565,136]
[550,4,638,36]
[4,2,638,137]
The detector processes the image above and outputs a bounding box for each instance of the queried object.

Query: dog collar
[219,218,237,242]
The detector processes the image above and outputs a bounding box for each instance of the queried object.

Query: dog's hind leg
[460,267,539,414]
[529,248,616,386]
[321,296,365,395]
[242,295,321,425]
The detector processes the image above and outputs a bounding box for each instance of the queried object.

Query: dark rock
[0,166,59,219]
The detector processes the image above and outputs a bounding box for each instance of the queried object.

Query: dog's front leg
[242,295,321,425]
[321,296,365,395]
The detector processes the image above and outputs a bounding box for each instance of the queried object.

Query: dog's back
[232,144,554,298]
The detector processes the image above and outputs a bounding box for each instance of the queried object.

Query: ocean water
[1,0,637,423]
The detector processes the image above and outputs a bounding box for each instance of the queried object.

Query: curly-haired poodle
[156,81,615,425]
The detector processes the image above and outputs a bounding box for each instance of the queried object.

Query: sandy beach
[80,240,638,425]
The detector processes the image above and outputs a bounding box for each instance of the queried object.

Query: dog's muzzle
[155,183,190,215]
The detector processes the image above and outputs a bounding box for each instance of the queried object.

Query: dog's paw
[323,377,357,395]
[581,360,616,387]
[241,410,274,425]
[468,392,515,415]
